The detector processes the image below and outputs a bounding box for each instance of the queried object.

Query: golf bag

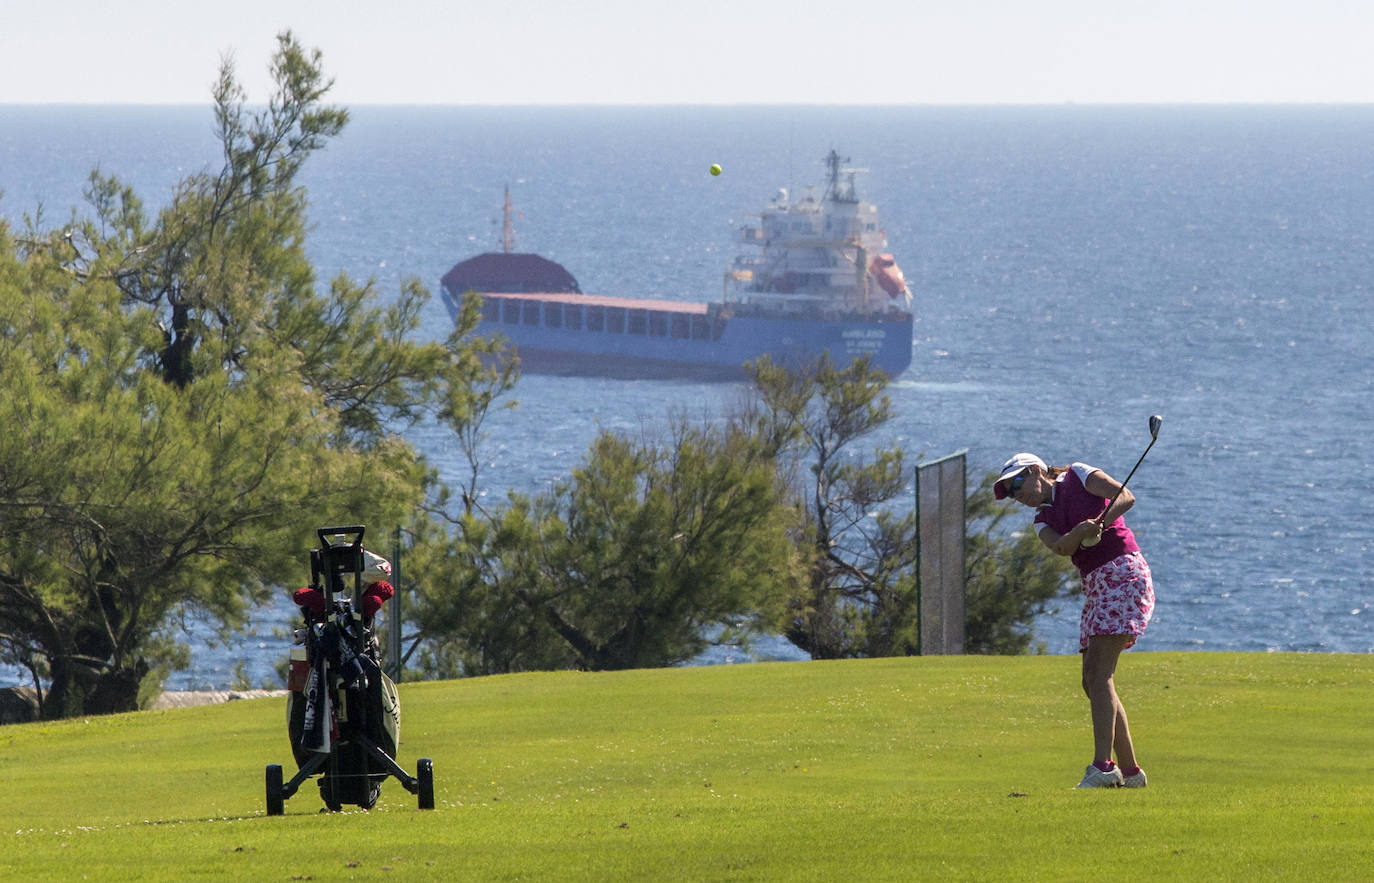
[265,525,433,815]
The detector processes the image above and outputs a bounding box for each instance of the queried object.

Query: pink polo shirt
[1033,463,1141,577]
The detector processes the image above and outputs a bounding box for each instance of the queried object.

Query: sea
[1,104,1372,689]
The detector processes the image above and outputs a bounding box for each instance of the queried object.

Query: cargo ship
[439,151,914,380]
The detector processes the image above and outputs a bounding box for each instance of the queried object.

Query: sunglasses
[1004,474,1027,497]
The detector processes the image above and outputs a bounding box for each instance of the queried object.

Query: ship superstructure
[727,149,911,318]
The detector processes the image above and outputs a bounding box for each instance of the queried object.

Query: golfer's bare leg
[1112,701,1137,770]
[1081,635,1134,766]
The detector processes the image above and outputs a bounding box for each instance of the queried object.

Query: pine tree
[406,416,800,674]
[0,33,484,717]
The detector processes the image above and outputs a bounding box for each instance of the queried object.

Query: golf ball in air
[709,163,722,176]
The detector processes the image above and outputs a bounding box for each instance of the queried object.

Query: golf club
[1082,414,1162,547]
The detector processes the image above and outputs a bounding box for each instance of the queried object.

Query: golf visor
[994,452,1047,499]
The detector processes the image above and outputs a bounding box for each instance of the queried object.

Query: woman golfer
[995,452,1155,788]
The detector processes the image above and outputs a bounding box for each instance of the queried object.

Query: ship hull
[440,289,913,381]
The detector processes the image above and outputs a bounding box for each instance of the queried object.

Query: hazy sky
[4,0,1373,105]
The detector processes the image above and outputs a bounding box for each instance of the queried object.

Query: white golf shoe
[1075,764,1124,788]
[1121,767,1148,788]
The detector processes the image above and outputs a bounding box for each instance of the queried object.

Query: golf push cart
[265,525,434,814]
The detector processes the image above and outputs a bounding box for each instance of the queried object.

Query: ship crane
[500,184,520,253]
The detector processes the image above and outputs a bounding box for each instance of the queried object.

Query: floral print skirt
[1079,551,1155,652]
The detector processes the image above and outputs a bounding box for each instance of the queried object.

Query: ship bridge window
[649,312,668,337]
[545,303,562,328]
[565,304,582,330]
[606,307,625,333]
[628,309,647,335]
[502,300,521,324]
[587,305,605,331]
[691,315,711,340]
[481,297,500,322]
[670,314,690,339]
[522,301,540,325]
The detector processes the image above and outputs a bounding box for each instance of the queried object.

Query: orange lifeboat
[868,253,908,298]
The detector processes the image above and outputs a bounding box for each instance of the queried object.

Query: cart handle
[317,525,365,550]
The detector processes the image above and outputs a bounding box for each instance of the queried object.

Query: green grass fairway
[2,653,1371,880]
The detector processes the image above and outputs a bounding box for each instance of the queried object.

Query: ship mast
[822,149,859,204]
[501,184,517,253]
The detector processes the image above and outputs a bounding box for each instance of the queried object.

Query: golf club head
[1148,414,1163,440]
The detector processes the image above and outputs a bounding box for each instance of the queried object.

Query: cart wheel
[417,758,434,810]
[360,778,381,811]
[319,777,343,812]
[266,764,284,817]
